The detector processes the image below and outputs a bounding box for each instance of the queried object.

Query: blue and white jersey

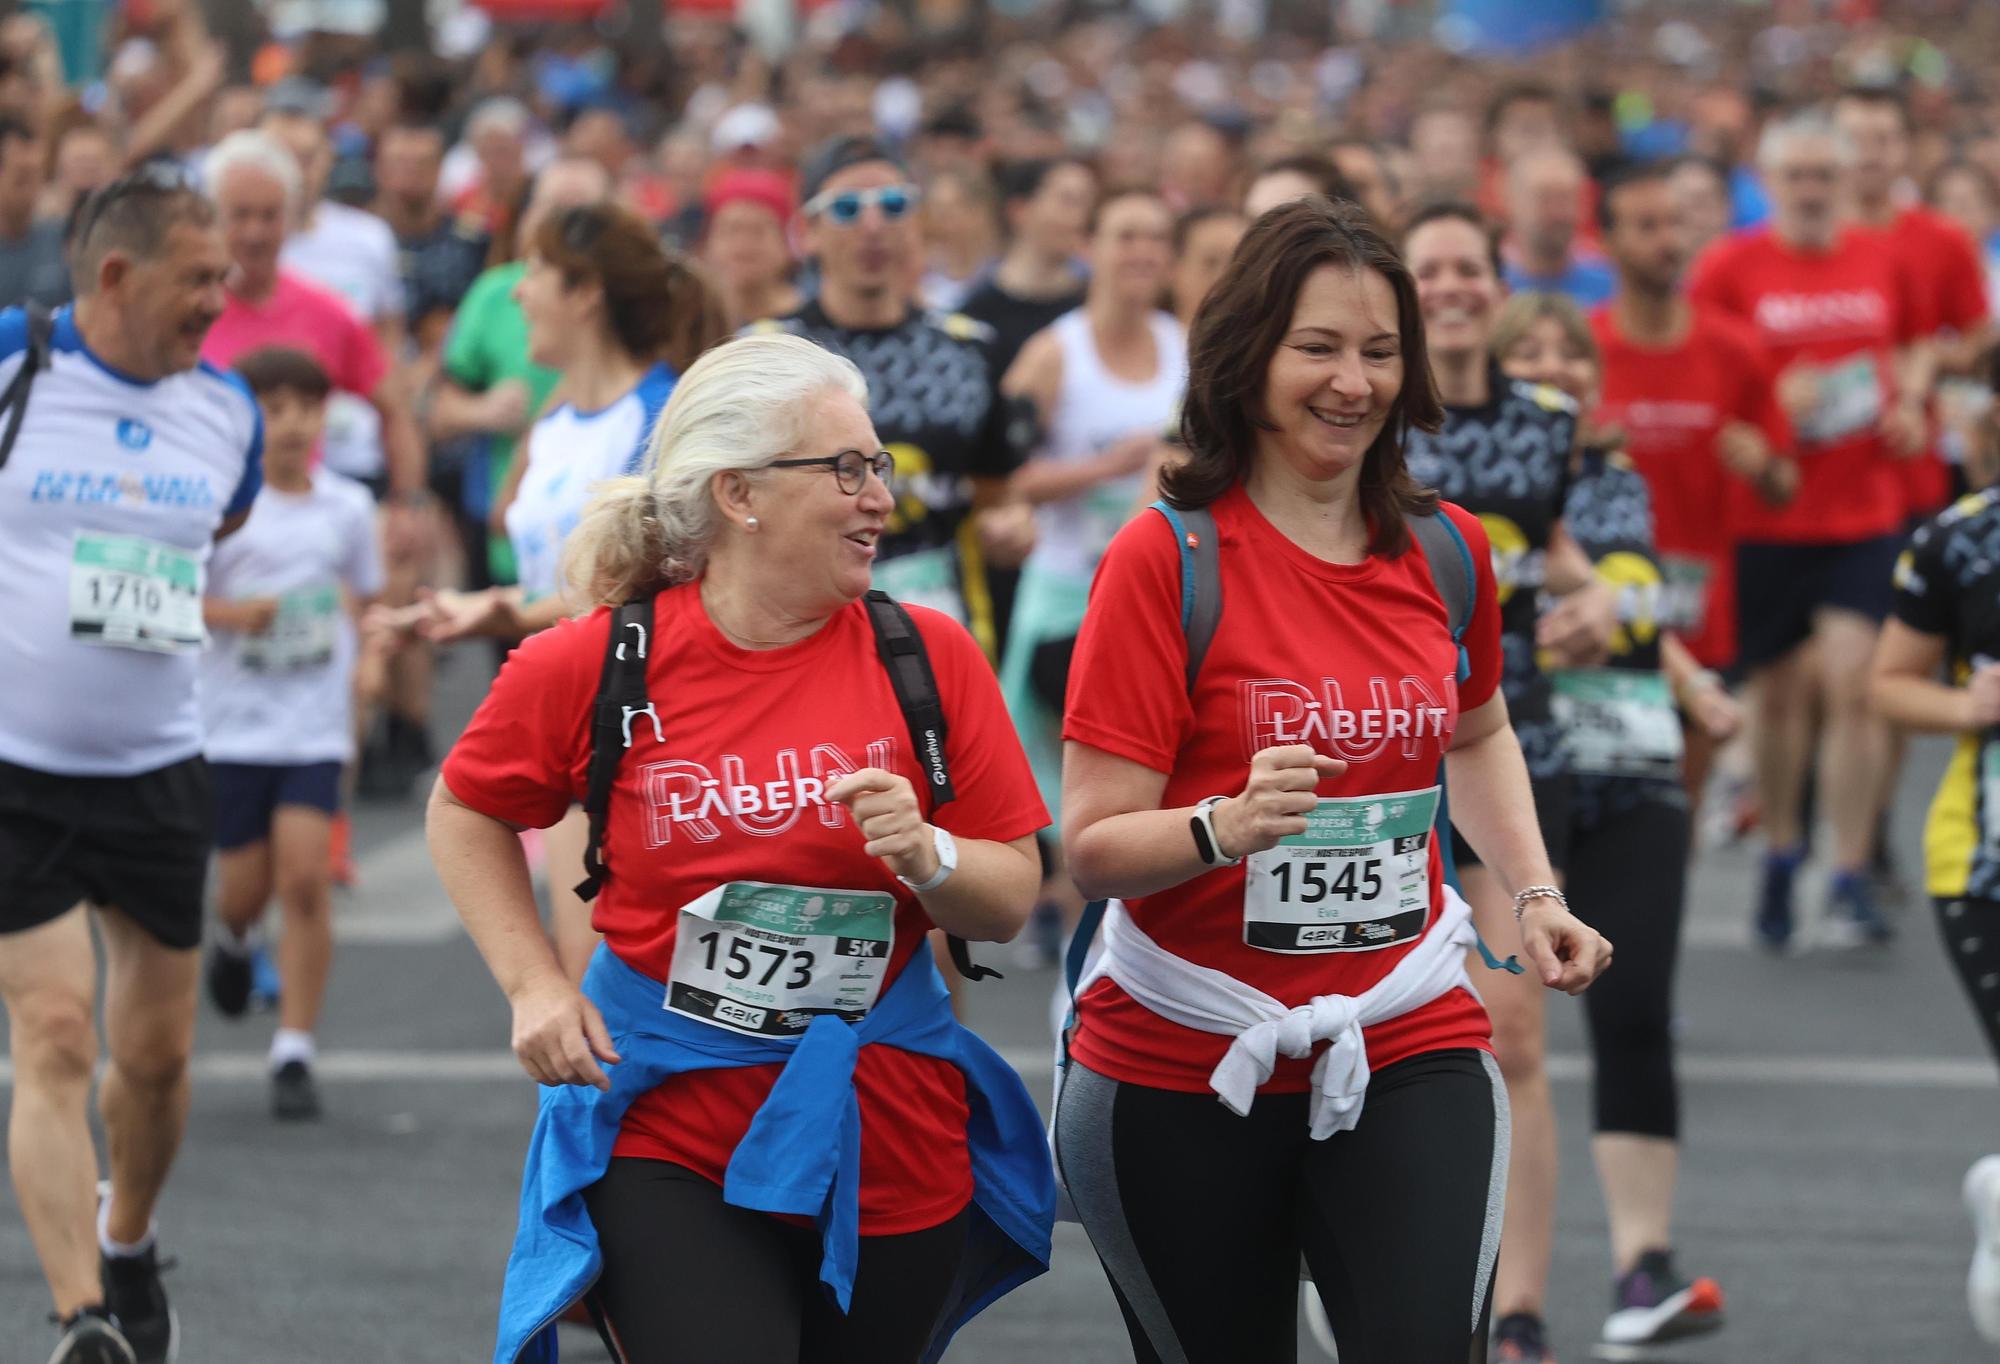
[0,308,263,777]
[504,362,676,603]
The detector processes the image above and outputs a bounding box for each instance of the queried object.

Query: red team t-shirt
[1590,306,1788,668]
[1062,489,1501,1094]
[441,589,1048,1235]
[1687,226,1918,545]
[1857,207,1991,519]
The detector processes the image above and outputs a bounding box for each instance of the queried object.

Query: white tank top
[1033,308,1187,582]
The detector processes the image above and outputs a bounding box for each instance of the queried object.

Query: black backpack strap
[862,589,1001,983]
[0,304,55,476]
[574,593,662,903]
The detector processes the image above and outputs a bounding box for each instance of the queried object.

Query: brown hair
[233,345,333,401]
[530,204,732,373]
[1167,195,1442,555]
[1490,291,1595,370]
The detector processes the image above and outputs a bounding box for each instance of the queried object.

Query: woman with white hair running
[428,333,1056,1364]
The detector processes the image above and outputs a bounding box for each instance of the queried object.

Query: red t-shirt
[440,588,1048,1234]
[1590,306,1787,669]
[1687,226,1918,544]
[1859,207,1991,518]
[1061,489,1500,1094]
[202,271,389,398]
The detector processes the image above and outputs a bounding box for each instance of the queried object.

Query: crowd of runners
[6,0,2000,1361]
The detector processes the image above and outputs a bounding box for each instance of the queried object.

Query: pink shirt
[203,271,388,399]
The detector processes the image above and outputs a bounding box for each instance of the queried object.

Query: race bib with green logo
[1552,668,1683,780]
[870,546,966,623]
[1659,555,1712,636]
[1242,786,1439,953]
[1799,354,1882,445]
[239,584,340,673]
[666,880,897,1036]
[68,532,202,654]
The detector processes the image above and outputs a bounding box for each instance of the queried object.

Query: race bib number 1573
[666,880,896,1036]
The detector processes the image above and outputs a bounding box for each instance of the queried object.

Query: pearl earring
[745,517,759,530]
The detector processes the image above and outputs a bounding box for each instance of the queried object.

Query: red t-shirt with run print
[441,587,1048,1234]
[1687,226,1919,545]
[1062,488,1502,1095]
[1860,207,1991,519]
[1591,305,1788,669]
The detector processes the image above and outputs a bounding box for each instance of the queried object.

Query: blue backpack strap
[1414,509,1524,975]
[1148,500,1220,692]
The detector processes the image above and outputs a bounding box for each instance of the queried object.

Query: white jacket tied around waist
[1073,886,1481,1139]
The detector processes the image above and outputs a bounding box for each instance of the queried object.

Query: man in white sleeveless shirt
[0,169,263,1364]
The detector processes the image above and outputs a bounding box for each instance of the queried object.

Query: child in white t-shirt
[202,347,383,1121]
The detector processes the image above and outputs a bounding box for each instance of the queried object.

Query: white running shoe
[1965,1154,2000,1344]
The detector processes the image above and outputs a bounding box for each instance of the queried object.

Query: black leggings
[1936,897,2000,1069]
[581,1158,971,1364]
[1566,796,1689,1139]
[1054,1048,1506,1364]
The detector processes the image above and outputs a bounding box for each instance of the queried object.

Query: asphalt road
[2,641,1997,1363]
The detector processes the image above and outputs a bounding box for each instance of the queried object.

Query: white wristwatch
[898,825,959,893]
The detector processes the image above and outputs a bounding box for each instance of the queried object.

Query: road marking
[0,1049,1988,1088]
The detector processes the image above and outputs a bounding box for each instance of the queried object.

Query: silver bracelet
[1512,885,1567,920]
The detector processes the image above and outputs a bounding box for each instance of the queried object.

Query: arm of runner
[1063,741,1346,902]
[370,372,430,499]
[1885,341,1936,458]
[1537,523,1616,665]
[426,777,621,1090]
[1664,631,1740,740]
[428,378,533,443]
[827,767,1040,941]
[1445,692,1612,994]
[1870,618,1993,732]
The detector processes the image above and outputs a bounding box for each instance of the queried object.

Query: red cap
[704,169,796,229]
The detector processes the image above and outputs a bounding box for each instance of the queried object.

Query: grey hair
[1758,107,1849,169]
[562,333,870,606]
[205,129,303,211]
[468,97,530,142]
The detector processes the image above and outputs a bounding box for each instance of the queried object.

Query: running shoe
[1824,870,1894,947]
[249,946,282,1010]
[271,1059,321,1122]
[1754,847,1803,951]
[1964,1154,2000,1343]
[1593,1249,1724,1358]
[203,942,251,1019]
[100,1247,176,1364]
[46,1306,135,1364]
[1493,1311,1556,1363]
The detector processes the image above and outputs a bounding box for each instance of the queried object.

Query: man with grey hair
[1689,107,1925,950]
[0,167,262,1364]
[1501,145,1617,305]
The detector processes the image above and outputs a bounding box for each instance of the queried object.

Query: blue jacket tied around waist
[495,941,1056,1364]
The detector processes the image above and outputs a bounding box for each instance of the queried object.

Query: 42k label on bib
[1243,786,1439,953]
[666,880,895,1037]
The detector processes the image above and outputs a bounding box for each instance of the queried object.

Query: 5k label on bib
[1243,786,1438,953]
[666,880,895,1037]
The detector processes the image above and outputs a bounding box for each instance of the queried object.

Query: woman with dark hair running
[1054,196,1611,1363]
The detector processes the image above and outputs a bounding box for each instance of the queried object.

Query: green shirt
[443,261,560,581]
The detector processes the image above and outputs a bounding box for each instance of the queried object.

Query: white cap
[712,104,781,154]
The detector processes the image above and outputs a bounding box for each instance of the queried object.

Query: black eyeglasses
[72,161,195,250]
[768,449,895,495]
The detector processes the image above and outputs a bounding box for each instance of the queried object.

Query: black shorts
[1734,534,1903,670]
[211,760,343,850]
[1450,771,1573,876]
[0,755,213,950]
